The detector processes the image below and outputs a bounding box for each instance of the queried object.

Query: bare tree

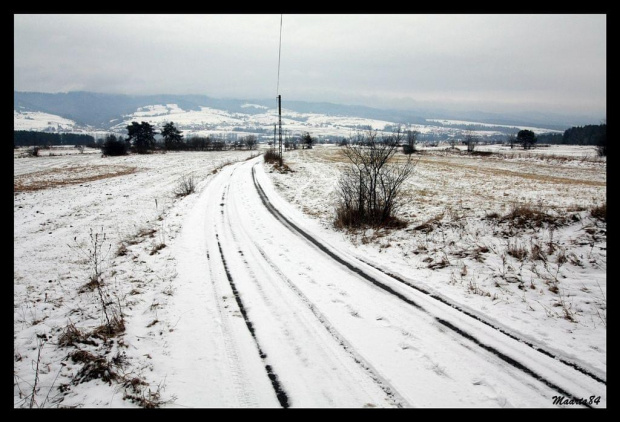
[336,129,416,228]
[506,132,517,149]
[244,135,258,150]
[403,129,419,154]
[465,131,479,153]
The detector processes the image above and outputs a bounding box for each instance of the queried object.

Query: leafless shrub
[69,227,125,337]
[264,149,283,166]
[402,129,418,154]
[173,174,196,197]
[335,129,416,229]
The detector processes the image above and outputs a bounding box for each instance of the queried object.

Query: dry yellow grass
[311,148,604,186]
[414,158,605,187]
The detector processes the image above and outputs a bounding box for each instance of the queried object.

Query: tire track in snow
[215,234,290,408]
[203,237,258,408]
[251,243,407,408]
[220,186,407,407]
[251,162,601,407]
[357,258,606,386]
[434,318,593,408]
[252,166,425,312]
[173,171,263,407]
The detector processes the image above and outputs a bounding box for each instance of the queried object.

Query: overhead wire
[276,14,283,96]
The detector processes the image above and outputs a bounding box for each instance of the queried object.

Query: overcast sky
[14,14,606,118]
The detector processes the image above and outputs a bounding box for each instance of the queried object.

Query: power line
[276,14,283,96]
[276,14,283,158]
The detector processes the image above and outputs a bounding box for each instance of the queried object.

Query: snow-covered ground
[426,119,563,134]
[15,102,569,144]
[14,110,82,132]
[14,149,259,407]
[14,144,606,408]
[267,144,606,373]
[109,104,404,140]
[91,103,558,141]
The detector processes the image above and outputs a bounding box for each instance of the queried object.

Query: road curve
[167,156,606,408]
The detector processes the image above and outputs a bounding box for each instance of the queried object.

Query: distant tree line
[101,121,260,156]
[431,122,529,136]
[562,124,606,146]
[14,131,96,147]
[531,124,606,146]
[281,131,315,151]
[505,123,606,156]
[535,133,563,144]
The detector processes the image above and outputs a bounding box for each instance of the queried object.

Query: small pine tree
[161,122,184,151]
[127,121,156,154]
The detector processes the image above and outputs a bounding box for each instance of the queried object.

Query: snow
[15,102,571,143]
[131,104,186,117]
[241,104,269,110]
[95,104,488,140]
[14,110,81,132]
[266,144,606,374]
[14,145,606,408]
[426,119,563,134]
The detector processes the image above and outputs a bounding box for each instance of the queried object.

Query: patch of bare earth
[14,165,137,192]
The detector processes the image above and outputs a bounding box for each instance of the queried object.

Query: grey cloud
[14,14,605,118]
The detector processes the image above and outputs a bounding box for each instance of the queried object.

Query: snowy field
[268,144,606,371]
[14,144,606,408]
[15,103,567,143]
[425,119,563,134]
[14,110,81,132]
[14,149,259,407]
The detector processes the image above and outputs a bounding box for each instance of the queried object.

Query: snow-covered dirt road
[164,156,606,408]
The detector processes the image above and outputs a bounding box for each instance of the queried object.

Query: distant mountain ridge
[14,91,598,132]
